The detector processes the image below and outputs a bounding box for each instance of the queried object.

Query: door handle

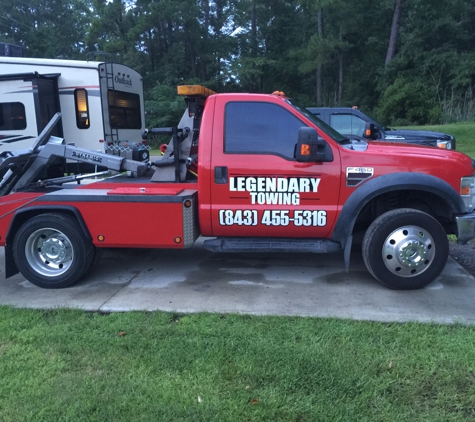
[214,166,228,184]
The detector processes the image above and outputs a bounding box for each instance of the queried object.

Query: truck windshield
[286,99,348,144]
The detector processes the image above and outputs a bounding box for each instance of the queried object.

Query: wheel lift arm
[0,113,149,195]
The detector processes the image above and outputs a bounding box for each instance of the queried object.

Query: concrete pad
[1,238,474,324]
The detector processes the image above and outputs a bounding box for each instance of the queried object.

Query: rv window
[74,89,90,129]
[108,90,141,129]
[0,102,26,130]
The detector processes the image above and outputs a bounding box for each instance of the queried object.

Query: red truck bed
[0,175,199,249]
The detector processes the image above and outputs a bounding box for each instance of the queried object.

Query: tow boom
[0,113,148,196]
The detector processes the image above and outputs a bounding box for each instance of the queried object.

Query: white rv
[0,56,148,162]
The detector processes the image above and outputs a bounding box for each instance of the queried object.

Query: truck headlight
[437,140,452,149]
[461,176,475,212]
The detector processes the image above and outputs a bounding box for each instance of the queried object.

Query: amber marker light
[461,186,471,195]
[184,200,192,208]
[97,235,105,242]
[174,237,182,244]
[300,144,311,156]
[177,85,216,97]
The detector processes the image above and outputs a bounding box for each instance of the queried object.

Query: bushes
[375,77,442,126]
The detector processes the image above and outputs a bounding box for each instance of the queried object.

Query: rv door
[36,74,62,137]
[0,73,62,151]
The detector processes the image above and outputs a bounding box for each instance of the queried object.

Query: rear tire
[362,208,448,290]
[12,213,94,288]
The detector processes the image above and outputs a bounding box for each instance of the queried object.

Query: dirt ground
[449,239,475,276]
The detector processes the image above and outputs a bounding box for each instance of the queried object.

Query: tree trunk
[316,7,323,105]
[251,0,257,57]
[338,25,343,105]
[184,26,197,78]
[385,0,403,66]
[203,0,210,81]
[250,0,258,91]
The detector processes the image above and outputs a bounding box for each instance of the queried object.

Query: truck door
[35,75,62,137]
[209,97,341,238]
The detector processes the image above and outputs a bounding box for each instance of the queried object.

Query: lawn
[1,307,475,421]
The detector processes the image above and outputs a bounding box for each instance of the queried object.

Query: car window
[290,103,347,143]
[330,114,366,137]
[225,102,304,159]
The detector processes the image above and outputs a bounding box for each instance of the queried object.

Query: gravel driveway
[449,240,475,276]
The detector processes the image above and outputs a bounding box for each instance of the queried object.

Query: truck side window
[0,102,26,130]
[330,114,366,137]
[74,89,90,129]
[225,102,304,159]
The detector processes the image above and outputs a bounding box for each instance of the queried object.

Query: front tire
[362,208,448,290]
[12,213,94,288]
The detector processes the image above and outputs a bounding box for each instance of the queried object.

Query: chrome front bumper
[455,212,475,244]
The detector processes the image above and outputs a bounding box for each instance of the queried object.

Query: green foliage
[144,84,185,128]
[376,77,442,125]
[0,0,92,59]
[2,0,475,126]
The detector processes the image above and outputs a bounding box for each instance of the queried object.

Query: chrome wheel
[382,225,435,277]
[25,228,74,277]
[13,213,94,288]
[362,208,448,290]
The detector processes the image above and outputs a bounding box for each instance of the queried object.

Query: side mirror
[363,122,378,140]
[295,127,327,162]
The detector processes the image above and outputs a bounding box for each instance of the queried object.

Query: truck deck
[0,111,200,252]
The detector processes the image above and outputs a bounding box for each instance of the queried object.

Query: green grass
[1,307,475,421]
[402,121,475,158]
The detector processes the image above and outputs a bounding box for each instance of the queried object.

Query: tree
[0,0,92,58]
[379,0,475,122]
[2,0,474,126]
[385,0,403,66]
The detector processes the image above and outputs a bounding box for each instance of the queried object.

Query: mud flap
[5,244,19,278]
[344,235,353,273]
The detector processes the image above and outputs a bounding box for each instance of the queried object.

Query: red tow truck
[0,85,474,290]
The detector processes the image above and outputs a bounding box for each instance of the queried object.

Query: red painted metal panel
[107,187,183,196]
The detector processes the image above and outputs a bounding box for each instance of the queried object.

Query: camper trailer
[0,56,148,164]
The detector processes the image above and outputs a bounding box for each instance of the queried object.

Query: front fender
[331,172,464,247]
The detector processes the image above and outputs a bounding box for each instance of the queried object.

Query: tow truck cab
[0,86,474,291]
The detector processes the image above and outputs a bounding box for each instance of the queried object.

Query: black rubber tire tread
[88,246,104,272]
[362,208,448,290]
[12,213,94,289]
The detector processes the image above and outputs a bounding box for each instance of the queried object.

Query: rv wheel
[12,213,94,288]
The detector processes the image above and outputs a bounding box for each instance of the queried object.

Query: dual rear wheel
[12,213,95,289]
